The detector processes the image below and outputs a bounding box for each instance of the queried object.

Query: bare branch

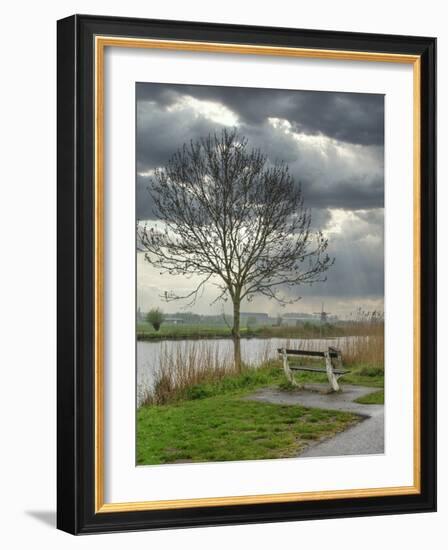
[161,273,213,308]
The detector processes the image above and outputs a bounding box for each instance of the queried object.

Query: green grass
[136,358,384,465]
[137,394,358,465]
[137,321,348,341]
[171,364,285,403]
[354,389,384,404]
[140,363,288,406]
[137,322,233,340]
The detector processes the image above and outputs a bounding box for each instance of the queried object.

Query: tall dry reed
[281,309,384,369]
[140,341,239,406]
[341,309,384,367]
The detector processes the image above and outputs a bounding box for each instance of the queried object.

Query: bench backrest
[277,347,340,359]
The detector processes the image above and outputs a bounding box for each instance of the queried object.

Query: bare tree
[138,129,333,371]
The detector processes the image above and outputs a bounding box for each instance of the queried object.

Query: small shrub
[357,365,384,377]
[146,308,164,332]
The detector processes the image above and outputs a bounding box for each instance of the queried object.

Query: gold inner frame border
[94,36,421,513]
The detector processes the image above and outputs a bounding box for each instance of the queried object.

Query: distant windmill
[314,302,331,337]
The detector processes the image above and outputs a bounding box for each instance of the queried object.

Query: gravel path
[246,384,384,457]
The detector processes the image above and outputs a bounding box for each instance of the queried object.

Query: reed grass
[340,309,384,368]
[140,341,237,406]
[282,310,384,369]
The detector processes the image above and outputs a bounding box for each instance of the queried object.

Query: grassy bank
[141,359,384,407]
[137,362,383,465]
[137,321,349,341]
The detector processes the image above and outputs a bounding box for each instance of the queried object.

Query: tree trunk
[232,298,242,373]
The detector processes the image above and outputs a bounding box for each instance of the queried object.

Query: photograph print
[136,83,385,466]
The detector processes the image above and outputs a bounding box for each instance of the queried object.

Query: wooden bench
[277,346,350,392]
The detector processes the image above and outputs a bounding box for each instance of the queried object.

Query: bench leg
[324,351,340,392]
[281,349,302,388]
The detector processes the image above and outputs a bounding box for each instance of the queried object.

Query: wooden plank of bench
[289,366,349,375]
[277,348,339,358]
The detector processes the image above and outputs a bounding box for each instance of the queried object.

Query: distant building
[240,312,270,325]
[279,311,339,326]
[281,315,320,326]
[282,312,313,318]
[164,317,185,325]
[240,312,270,319]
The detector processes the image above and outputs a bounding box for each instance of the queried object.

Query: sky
[136,82,384,318]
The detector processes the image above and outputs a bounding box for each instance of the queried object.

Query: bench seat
[289,365,349,375]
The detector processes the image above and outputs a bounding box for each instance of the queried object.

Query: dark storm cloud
[136,102,217,172]
[136,83,384,219]
[302,174,384,210]
[136,175,155,220]
[237,120,384,210]
[136,83,384,146]
[135,82,384,304]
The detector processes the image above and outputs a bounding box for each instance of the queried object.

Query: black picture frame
[57,14,436,535]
